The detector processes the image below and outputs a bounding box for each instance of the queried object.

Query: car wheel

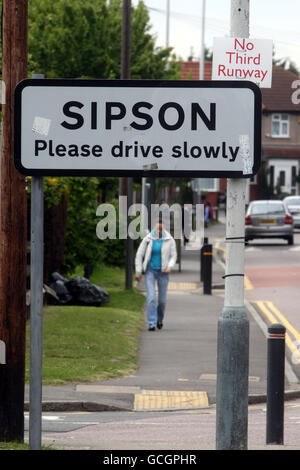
[245,238,249,246]
[287,235,294,246]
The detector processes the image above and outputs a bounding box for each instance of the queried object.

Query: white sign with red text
[212,37,273,88]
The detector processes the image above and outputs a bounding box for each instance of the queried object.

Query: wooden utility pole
[0,0,28,441]
[119,0,131,203]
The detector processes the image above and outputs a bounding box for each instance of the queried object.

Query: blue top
[148,231,164,270]
[204,205,210,222]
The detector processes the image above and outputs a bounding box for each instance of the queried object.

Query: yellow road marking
[134,390,209,411]
[215,246,226,256]
[244,275,253,290]
[255,300,277,324]
[254,301,300,363]
[266,301,300,342]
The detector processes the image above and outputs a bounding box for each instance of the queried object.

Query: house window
[200,178,218,191]
[272,113,289,137]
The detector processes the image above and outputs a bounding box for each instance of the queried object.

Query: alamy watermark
[291,80,300,104]
[96,198,205,250]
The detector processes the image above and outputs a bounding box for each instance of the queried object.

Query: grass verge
[25,264,145,385]
[0,442,52,450]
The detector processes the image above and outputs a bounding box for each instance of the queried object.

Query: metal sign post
[29,74,44,450]
[29,174,44,450]
[216,0,251,450]
[120,0,134,290]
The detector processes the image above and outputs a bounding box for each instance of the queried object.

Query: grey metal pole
[165,0,170,71]
[216,0,250,450]
[200,0,206,80]
[29,74,44,450]
[198,0,205,203]
[166,0,170,49]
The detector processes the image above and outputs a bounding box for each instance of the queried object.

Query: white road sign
[212,37,273,88]
[14,79,261,177]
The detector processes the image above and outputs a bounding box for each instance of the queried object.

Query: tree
[26,177,70,283]
[273,56,300,75]
[272,46,299,75]
[187,46,213,62]
[29,0,108,78]
[61,177,103,277]
[28,0,181,80]
[156,177,194,205]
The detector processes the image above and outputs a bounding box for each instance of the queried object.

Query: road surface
[24,400,300,450]
[244,229,300,380]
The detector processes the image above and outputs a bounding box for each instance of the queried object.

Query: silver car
[283,196,300,229]
[245,200,294,245]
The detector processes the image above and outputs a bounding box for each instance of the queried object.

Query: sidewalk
[25,215,300,414]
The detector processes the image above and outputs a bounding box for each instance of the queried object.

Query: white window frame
[271,113,290,138]
[199,177,219,192]
[268,159,299,195]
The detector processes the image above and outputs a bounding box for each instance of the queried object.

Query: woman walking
[135,221,177,331]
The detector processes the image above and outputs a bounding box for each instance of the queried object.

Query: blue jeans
[145,269,169,328]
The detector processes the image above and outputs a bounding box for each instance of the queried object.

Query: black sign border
[14,79,261,178]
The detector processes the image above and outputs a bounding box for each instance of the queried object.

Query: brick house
[181,61,300,206]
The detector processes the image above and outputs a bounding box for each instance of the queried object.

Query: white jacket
[135,230,177,275]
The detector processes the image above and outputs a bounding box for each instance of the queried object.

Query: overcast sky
[133,0,300,70]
